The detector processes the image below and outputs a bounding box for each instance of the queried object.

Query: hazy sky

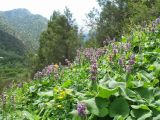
[0,0,99,28]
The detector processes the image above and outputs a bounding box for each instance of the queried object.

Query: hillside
[0,17,27,91]
[0,18,25,63]
[0,18,160,119]
[0,8,48,51]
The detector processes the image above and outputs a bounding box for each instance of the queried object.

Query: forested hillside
[0,9,48,91]
[0,8,48,51]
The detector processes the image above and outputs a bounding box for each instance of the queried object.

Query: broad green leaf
[109,97,130,118]
[38,90,53,97]
[70,110,82,120]
[82,97,109,117]
[114,115,125,120]
[131,104,150,110]
[97,85,118,98]
[22,111,34,120]
[62,79,72,88]
[29,85,36,93]
[130,109,152,120]
[153,114,160,120]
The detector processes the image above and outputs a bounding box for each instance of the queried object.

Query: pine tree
[38,8,81,69]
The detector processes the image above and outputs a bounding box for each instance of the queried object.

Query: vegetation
[0,17,160,119]
[0,9,48,90]
[87,0,160,46]
[0,0,160,119]
[38,8,82,69]
[0,8,48,51]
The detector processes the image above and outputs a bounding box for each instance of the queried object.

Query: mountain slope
[0,18,160,119]
[0,8,48,51]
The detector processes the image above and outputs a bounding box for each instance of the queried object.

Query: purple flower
[113,49,118,56]
[90,58,97,81]
[125,65,132,73]
[65,59,71,67]
[109,55,113,62]
[129,59,135,65]
[1,94,7,107]
[126,43,131,50]
[17,83,23,88]
[130,54,135,60]
[77,103,86,116]
[103,40,107,46]
[91,76,96,81]
[118,58,123,65]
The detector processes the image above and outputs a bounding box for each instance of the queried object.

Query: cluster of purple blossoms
[82,48,106,81]
[90,59,98,81]
[123,42,131,51]
[95,48,106,58]
[65,59,71,67]
[53,65,59,80]
[83,48,95,60]
[83,48,106,60]
[34,64,59,79]
[129,54,135,65]
[1,94,7,107]
[118,57,125,66]
[103,37,116,46]
[150,16,160,32]
[77,102,86,117]
[125,54,135,73]
[17,83,23,88]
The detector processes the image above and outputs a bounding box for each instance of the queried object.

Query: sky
[0,0,99,29]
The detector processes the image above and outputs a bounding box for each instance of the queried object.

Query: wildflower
[126,43,131,50]
[10,95,15,108]
[77,102,86,116]
[58,91,66,100]
[118,58,123,65]
[103,40,107,46]
[53,87,59,92]
[90,76,96,81]
[54,64,59,69]
[53,64,59,80]
[129,54,135,65]
[1,94,7,107]
[108,55,113,62]
[125,65,132,73]
[65,89,72,95]
[90,58,97,81]
[113,49,118,56]
[57,104,63,109]
[130,54,135,60]
[65,59,71,67]
[129,59,135,65]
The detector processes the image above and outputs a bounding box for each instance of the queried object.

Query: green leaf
[29,85,36,93]
[97,85,118,98]
[38,90,53,97]
[22,111,34,120]
[153,114,160,120]
[109,97,130,118]
[131,104,150,110]
[82,97,109,117]
[70,110,81,120]
[114,115,125,120]
[133,87,154,101]
[130,109,152,120]
[62,79,72,88]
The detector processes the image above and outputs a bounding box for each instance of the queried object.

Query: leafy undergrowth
[0,20,160,120]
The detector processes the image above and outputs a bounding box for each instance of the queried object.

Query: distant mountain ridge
[0,8,48,51]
